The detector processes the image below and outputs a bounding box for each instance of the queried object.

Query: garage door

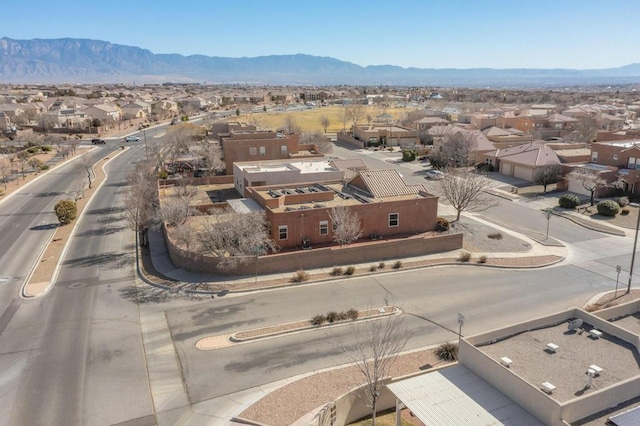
[501,163,512,176]
[513,165,533,181]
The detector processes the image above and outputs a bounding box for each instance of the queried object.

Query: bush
[54,199,77,225]
[478,255,487,264]
[436,217,450,232]
[331,267,343,276]
[559,194,580,209]
[597,200,620,217]
[311,314,326,325]
[337,311,349,321]
[487,232,503,240]
[393,260,402,269]
[326,311,339,323]
[402,150,417,162]
[40,164,50,170]
[614,196,630,207]
[369,265,378,272]
[26,147,37,154]
[42,145,52,152]
[621,208,630,215]
[475,163,494,172]
[291,269,309,282]
[434,342,458,361]
[346,308,359,320]
[458,251,471,262]
[378,262,385,269]
[344,266,355,275]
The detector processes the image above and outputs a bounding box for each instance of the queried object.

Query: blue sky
[3,0,639,70]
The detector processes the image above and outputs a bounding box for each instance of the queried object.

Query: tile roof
[350,169,428,198]
[495,143,561,166]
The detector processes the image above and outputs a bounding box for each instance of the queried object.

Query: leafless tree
[160,182,199,227]
[123,167,158,246]
[174,221,197,251]
[196,208,279,270]
[433,130,477,168]
[329,206,363,247]
[571,117,597,144]
[339,314,410,425]
[0,159,10,189]
[15,151,30,179]
[196,141,225,176]
[282,115,301,134]
[440,168,497,221]
[533,164,563,194]
[70,181,85,202]
[77,155,95,189]
[301,131,333,154]
[340,107,350,131]
[68,138,81,155]
[28,157,42,173]
[569,167,607,206]
[166,124,198,162]
[319,115,330,133]
[345,104,366,126]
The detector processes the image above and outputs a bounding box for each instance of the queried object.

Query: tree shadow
[30,223,60,231]
[34,191,65,197]
[63,251,133,269]
[76,226,126,237]
[95,216,124,224]
[85,206,125,215]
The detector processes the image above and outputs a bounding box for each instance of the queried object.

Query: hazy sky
[3,0,638,70]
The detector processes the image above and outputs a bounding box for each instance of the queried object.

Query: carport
[387,365,543,426]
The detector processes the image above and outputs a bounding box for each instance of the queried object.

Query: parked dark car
[91,138,106,144]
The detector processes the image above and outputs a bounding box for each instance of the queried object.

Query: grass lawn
[350,408,422,426]
[235,106,416,133]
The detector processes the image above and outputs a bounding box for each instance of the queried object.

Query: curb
[553,211,626,236]
[21,147,129,298]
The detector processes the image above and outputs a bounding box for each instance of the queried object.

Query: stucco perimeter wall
[336,131,365,149]
[166,232,463,276]
[158,175,234,187]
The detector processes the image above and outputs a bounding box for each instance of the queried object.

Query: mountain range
[1,37,640,87]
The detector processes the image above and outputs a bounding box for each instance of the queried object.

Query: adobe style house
[232,158,366,197]
[245,169,438,250]
[220,130,323,173]
[590,140,640,195]
[351,124,417,147]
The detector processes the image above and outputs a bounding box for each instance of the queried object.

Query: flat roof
[236,159,337,174]
[388,365,543,426]
[477,321,640,402]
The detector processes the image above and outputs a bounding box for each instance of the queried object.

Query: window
[281,145,288,155]
[629,157,636,169]
[278,225,288,240]
[389,213,399,227]
[591,152,598,163]
[259,146,266,156]
[249,147,257,156]
[319,220,328,235]
[613,154,618,161]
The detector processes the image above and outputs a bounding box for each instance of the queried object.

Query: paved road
[0,134,159,426]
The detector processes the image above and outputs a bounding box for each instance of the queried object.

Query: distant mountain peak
[0,37,639,87]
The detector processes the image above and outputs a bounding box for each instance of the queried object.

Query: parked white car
[125,136,141,142]
[425,169,445,180]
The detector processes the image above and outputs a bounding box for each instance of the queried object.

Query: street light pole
[615,265,622,298]
[143,129,148,161]
[627,207,640,294]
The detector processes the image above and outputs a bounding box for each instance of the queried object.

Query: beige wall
[166,231,463,275]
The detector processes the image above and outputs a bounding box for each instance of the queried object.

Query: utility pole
[627,207,640,294]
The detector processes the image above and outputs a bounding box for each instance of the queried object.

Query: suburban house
[482,126,534,147]
[121,101,151,119]
[351,124,417,147]
[220,130,322,173]
[331,302,640,426]
[483,142,561,182]
[415,116,449,130]
[82,104,121,123]
[43,108,89,129]
[245,169,439,250]
[232,158,367,197]
[429,125,496,164]
[589,140,640,195]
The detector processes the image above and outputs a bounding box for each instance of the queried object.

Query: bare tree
[160,182,199,226]
[0,159,11,189]
[15,151,30,179]
[533,164,563,194]
[195,141,225,176]
[70,181,85,202]
[319,115,330,133]
[174,222,197,251]
[571,117,597,144]
[329,206,363,247]
[340,107,350,131]
[68,138,81,156]
[77,155,95,189]
[339,314,410,425]
[282,115,301,134]
[569,167,607,206]
[435,130,478,168]
[440,168,496,221]
[166,124,198,163]
[124,167,157,246]
[28,157,42,173]
[345,104,366,126]
[197,208,279,270]
[301,131,333,154]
